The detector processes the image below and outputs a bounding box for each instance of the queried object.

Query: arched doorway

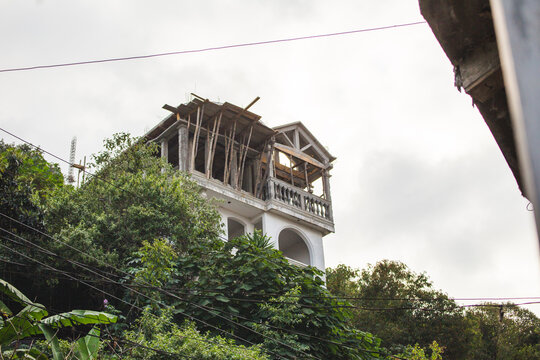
[278,228,311,266]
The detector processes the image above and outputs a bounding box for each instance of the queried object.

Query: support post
[322,169,332,202]
[178,124,188,172]
[267,143,275,200]
[322,168,332,221]
[205,125,211,177]
[230,147,238,188]
[161,138,168,173]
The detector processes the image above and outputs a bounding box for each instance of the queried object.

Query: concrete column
[160,138,168,173]
[322,169,332,202]
[267,145,275,200]
[178,124,188,172]
[322,168,333,221]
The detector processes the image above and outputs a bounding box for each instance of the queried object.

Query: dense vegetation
[0,136,380,359]
[326,261,540,359]
[1,135,538,359]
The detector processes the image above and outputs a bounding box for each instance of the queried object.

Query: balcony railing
[285,257,308,268]
[267,178,332,221]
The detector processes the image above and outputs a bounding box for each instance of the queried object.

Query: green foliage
[39,133,222,310]
[328,262,540,360]
[0,140,63,203]
[2,134,383,359]
[327,261,469,359]
[465,304,540,360]
[168,232,382,359]
[120,308,269,360]
[0,141,64,277]
[46,133,221,262]
[251,286,310,358]
[397,341,444,360]
[134,238,177,288]
[0,278,116,360]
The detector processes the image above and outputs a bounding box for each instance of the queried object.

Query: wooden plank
[301,143,312,152]
[234,97,262,139]
[277,132,295,147]
[238,125,253,189]
[288,154,295,186]
[190,106,202,170]
[261,155,305,179]
[208,111,222,178]
[161,103,264,156]
[273,143,325,169]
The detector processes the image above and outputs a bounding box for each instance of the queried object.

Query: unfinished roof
[273,121,336,165]
[145,97,276,152]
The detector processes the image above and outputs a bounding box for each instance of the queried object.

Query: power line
[3,215,539,315]
[2,129,539,310]
[2,214,538,360]
[2,129,539,357]
[0,233,283,359]
[0,21,426,74]
[0,226,314,360]
[1,129,539,308]
[1,297,193,359]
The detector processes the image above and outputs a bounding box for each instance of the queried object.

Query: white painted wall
[216,207,326,272]
[261,212,326,272]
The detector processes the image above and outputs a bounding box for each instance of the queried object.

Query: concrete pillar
[322,169,332,202]
[178,124,188,172]
[160,138,168,173]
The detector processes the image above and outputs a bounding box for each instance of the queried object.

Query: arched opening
[227,218,245,240]
[278,228,311,266]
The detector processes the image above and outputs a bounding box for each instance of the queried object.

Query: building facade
[144,96,335,272]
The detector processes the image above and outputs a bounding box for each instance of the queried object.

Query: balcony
[265,177,332,221]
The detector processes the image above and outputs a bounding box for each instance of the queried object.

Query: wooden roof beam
[273,143,326,169]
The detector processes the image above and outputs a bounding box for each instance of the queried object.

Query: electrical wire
[0,234,285,359]
[1,130,538,313]
[1,130,539,312]
[0,21,426,74]
[0,297,193,359]
[0,227,315,360]
[2,212,538,360]
[2,128,539,358]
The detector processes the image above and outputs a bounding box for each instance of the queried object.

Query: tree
[326,261,470,359]
[41,133,222,311]
[0,141,65,298]
[119,308,269,360]
[465,303,540,360]
[3,134,383,359]
[149,232,383,360]
[0,278,116,360]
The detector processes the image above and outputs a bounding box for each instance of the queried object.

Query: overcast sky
[1,0,539,314]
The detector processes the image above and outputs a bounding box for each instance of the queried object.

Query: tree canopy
[326,261,540,360]
[0,134,383,359]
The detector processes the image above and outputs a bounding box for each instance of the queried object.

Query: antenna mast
[67,137,77,184]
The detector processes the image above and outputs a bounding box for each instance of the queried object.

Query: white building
[145,96,335,272]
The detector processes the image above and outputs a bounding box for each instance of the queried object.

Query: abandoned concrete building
[144,95,335,271]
